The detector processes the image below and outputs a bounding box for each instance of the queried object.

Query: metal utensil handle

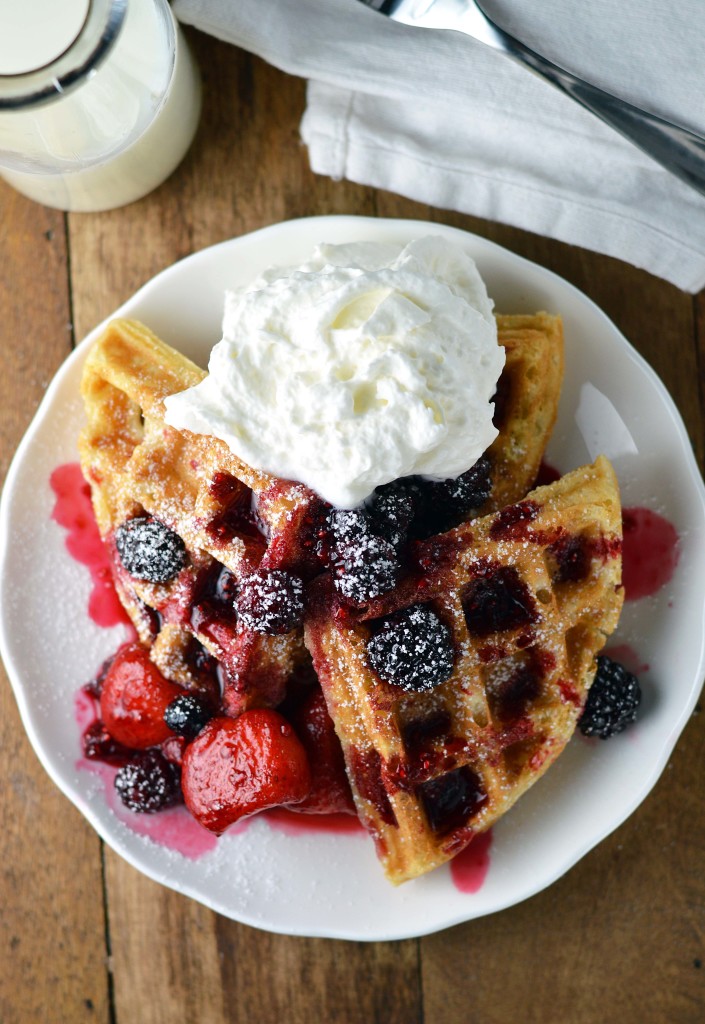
[503,35,705,198]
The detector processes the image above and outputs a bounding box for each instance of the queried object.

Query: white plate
[2,216,705,941]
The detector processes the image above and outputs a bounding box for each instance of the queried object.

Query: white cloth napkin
[174,0,705,292]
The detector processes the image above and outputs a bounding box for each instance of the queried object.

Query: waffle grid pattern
[305,458,623,883]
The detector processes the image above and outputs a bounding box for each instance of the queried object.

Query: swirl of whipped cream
[164,236,505,508]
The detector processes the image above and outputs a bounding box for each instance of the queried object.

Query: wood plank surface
[0,196,111,1023]
[1,29,703,1024]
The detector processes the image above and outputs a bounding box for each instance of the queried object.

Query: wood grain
[0,194,110,1023]
[1,27,703,1024]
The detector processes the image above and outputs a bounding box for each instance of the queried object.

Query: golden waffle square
[305,457,623,884]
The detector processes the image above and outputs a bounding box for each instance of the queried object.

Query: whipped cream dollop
[164,236,504,508]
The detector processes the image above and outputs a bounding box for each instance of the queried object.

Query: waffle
[79,312,562,712]
[305,456,624,884]
[489,312,563,511]
[79,318,319,715]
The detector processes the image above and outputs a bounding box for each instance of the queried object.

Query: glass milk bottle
[0,0,202,211]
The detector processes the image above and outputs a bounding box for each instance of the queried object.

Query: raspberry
[114,750,182,813]
[160,734,187,767]
[579,655,641,739]
[115,516,186,583]
[235,569,304,635]
[366,605,455,692]
[332,532,399,605]
[182,710,312,832]
[163,694,213,740]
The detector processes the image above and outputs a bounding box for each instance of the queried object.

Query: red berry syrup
[50,463,129,628]
[535,461,561,487]
[264,807,364,836]
[621,507,679,601]
[450,830,493,893]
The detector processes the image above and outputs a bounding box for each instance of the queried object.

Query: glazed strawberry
[290,689,355,815]
[100,643,182,749]
[182,709,312,832]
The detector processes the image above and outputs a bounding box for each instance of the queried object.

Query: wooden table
[2,32,704,1024]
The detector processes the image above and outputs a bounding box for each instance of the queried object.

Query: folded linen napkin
[173,0,705,292]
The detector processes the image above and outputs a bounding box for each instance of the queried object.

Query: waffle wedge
[79,318,318,714]
[488,312,564,511]
[305,456,624,884]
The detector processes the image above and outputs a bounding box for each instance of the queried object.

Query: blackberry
[114,750,182,813]
[419,457,493,535]
[115,516,186,584]
[235,568,304,635]
[579,656,641,739]
[326,507,372,547]
[333,532,399,604]
[164,694,212,740]
[438,456,493,515]
[366,605,455,692]
[368,482,417,550]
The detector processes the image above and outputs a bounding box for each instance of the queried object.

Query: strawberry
[181,710,311,833]
[100,643,182,749]
[289,688,356,815]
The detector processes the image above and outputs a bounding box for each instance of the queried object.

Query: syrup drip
[50,463,129,628]
[603,642,649,675]
[449,830,493,893]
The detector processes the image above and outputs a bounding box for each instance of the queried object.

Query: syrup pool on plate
[621,507,680,601]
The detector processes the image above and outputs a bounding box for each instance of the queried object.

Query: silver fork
[358,0,705,199]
